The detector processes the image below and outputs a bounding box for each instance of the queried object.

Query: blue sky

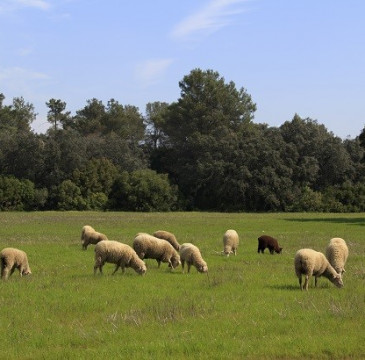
[1,0,364,139]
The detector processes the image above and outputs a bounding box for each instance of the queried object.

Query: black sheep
[257,235,282,254]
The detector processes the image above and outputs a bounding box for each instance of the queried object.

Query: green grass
[0,212,364,359]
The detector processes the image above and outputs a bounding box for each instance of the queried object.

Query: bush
[56,180,87,210]
[86,192,108,210]
[0,176,36,210]
[108,169,178,211]
[289,186,323,212]
[322,182,365,212]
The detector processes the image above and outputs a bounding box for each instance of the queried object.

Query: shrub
[108,169,178,211]
[289,186,323,212]
[56,180,87,210]
[0,176,36,210]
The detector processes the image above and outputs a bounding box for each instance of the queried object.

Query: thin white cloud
[0,67,50,98]
[18,47,34,57]
[135,58,174,87]
[0,0,50,13]
[0,66,49,81]
[171,0,249,41]
[16,0,50,10]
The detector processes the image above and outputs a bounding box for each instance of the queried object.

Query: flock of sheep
[0,225,349,291]
[91,228,209,276]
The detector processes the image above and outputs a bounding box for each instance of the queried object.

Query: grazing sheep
[180,243,208,273]
[133,233,181,269]
[222,229,239,256]
[325,237,349,275]
[153,230,180,251]
[81,225,108,250]
[1,247,32,280]
[94,240,146,275]
[257,235,283,254]
[294,248,343,291]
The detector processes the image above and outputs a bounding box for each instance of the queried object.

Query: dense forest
[1,68,365,212]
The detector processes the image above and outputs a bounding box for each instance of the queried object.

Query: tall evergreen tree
[160,68,257,210]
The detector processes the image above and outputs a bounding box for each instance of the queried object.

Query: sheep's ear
[342,269,346,273]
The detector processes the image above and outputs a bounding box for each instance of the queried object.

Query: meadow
[0,211,364,359]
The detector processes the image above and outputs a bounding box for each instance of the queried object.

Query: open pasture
[0,212,364,359]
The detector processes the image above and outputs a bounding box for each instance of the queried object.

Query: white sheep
[153,230,180,251]
[81,225,108,250]
[1,247,32,280]
[133,233,181,269]
[222,229,239,256]
[180,243,208,273]
[325,237,349,275]
[94,240,146,275]
[294,248,343,291]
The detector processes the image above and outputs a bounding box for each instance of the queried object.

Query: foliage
[1,70,365,212]
[0,176,35,210]
[0,94,36,133]
[73,158,119,197]
[46,98,71,131]
[56,180,87,210]
[158,69,257,210]
[144,101,169,151]
[108,169,178,211]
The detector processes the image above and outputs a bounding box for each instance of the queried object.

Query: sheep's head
[170,255,181,269]
[276,247,283,254]
[198,263,208,273]
[332,273,344,288]
[22,268,31,276]
[223,246,232,256]
[137,263,147,275]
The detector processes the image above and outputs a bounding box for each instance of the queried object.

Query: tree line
[1,69,365,212]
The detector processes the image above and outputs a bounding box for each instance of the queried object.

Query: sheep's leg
[112,265,120,275]
[304,275,309,291]
[298,275,303,290]
[93,265,98,275]
[187,263,191,273]
[1,267,9,280]
[156,260,161,268]
[18,266,24,277]
[314,276,318,287]
[181,260,185,273]
[10,266,16,276]
[94,263,103,275]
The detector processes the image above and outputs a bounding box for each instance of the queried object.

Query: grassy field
[0,211,364,359]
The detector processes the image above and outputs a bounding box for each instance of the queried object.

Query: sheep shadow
[284,217,365,226]
[267,283,338,291]
[266,284,299,291]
